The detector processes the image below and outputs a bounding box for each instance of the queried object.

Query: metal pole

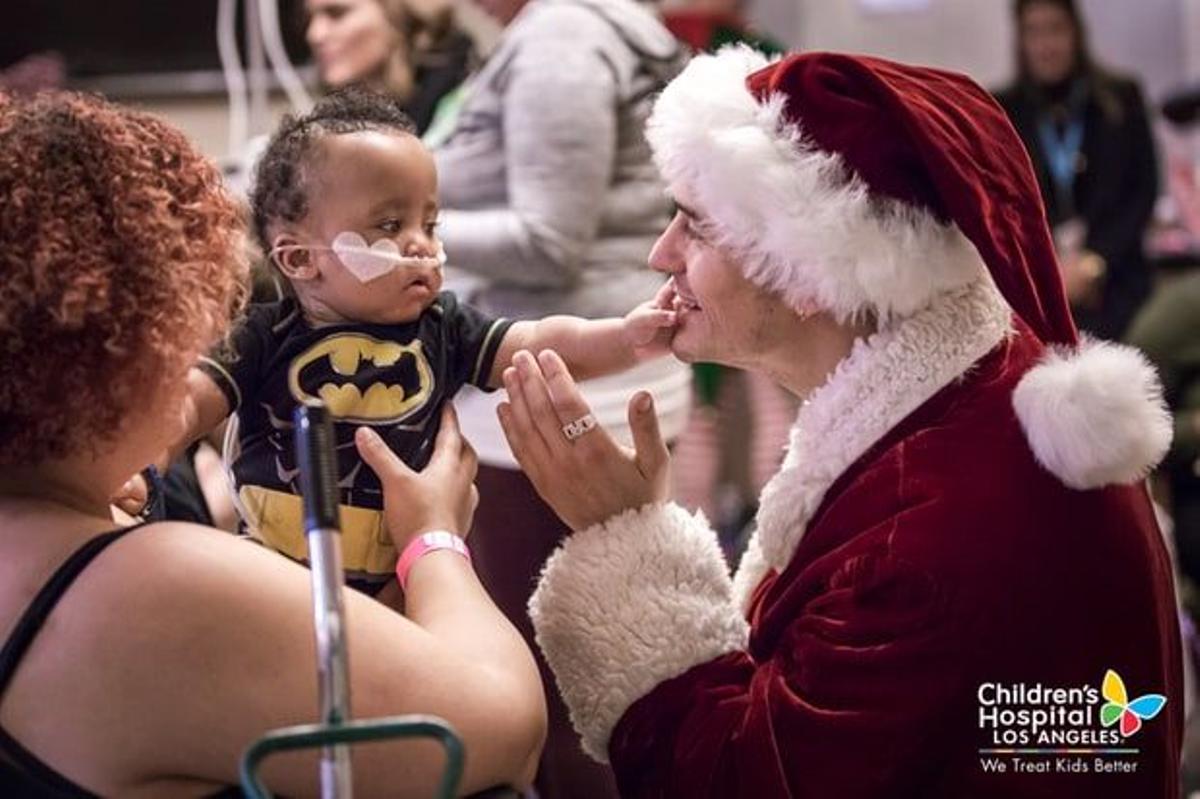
[295,401,353,798]
[244,0,269,139]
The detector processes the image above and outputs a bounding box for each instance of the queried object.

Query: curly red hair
[0,92,248,465]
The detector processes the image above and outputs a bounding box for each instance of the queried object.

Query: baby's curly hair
[0,91,249,466]
[250,86,417,251]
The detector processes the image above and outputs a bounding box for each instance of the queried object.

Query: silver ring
[561,413,597,441]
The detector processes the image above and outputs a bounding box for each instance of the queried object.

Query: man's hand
[497,350,670,531]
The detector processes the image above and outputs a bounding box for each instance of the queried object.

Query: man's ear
[270,233,319,281]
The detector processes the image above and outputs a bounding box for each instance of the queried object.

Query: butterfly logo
[1100,670,1166,737]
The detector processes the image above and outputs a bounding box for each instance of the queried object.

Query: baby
[172,88,675,594]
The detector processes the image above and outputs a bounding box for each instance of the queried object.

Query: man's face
[646,185,793,369]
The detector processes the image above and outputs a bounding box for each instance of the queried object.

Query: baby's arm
[486,294,676,389]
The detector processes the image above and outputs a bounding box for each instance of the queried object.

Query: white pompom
[1013,340,1172,490]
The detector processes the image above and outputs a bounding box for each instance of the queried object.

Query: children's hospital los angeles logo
[977,670,1166,775]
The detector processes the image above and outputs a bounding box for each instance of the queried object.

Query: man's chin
[669,337,706,365]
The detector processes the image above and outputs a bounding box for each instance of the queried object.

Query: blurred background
[5,1,1197,158]
[6,1,1200,794]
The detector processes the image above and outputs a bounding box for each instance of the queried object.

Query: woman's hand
[1061,250,1105,309]
[497,349,670,531]
[355,405,479,549]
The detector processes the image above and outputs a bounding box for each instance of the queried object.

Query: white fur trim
[755,278,1012,570]
[1013,340,1172,490]
[730,532,770,615]
[529,502,749,762]
[646,46,984,320]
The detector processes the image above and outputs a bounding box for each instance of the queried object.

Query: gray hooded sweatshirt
[435,0,686,319]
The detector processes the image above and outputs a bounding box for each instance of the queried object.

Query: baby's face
[297,130,443,325]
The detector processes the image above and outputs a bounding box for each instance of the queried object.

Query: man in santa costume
[496,46,1184,796]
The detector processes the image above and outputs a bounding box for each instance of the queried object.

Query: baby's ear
[269,234,318,281]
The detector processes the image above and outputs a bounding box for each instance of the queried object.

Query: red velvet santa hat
[647,47,1171,489]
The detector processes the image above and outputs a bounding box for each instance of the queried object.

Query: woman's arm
[47,409,545,797]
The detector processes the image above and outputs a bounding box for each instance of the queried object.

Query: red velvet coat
[530,281,1182,798]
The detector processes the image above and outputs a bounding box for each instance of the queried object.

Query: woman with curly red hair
[0,91,544,796]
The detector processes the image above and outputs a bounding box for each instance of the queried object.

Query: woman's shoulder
[1096,69,1145,96]
[66,521,310,629]
[1090,68,1150,115]
[0,521,316,793]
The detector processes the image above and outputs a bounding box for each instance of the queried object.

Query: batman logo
[287,333,434,424]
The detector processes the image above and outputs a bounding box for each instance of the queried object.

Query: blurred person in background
[306,0,473,134]
[1127,85,1200,597]
[1125,90,1200,794]
[433,1,690,796]
[995,0,1158,340]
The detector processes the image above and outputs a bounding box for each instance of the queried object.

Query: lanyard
[1036,81,1088,212]
[1037,115,1085,197]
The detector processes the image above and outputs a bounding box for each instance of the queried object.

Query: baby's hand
[112,472,149,517]
[623,300,677,360]
[652,278,678,311]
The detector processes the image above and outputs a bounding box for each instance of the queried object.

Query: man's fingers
[512,350,571,443]
[536,349,595,427]
[628,391,669,480]
[502,365,552,467]
[355,426,412,480]
[497,401,537,478]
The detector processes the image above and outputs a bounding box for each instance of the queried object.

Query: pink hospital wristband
[396,531,471,590]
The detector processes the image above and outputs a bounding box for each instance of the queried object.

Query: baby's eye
[424,220,440,238]
[377,218,403,234]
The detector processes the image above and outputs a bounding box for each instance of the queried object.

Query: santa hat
[647,47,1170,489]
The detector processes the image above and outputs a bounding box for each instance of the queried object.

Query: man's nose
[648,216,686,275]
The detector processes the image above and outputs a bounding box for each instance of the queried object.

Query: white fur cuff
[529,502,750,762]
